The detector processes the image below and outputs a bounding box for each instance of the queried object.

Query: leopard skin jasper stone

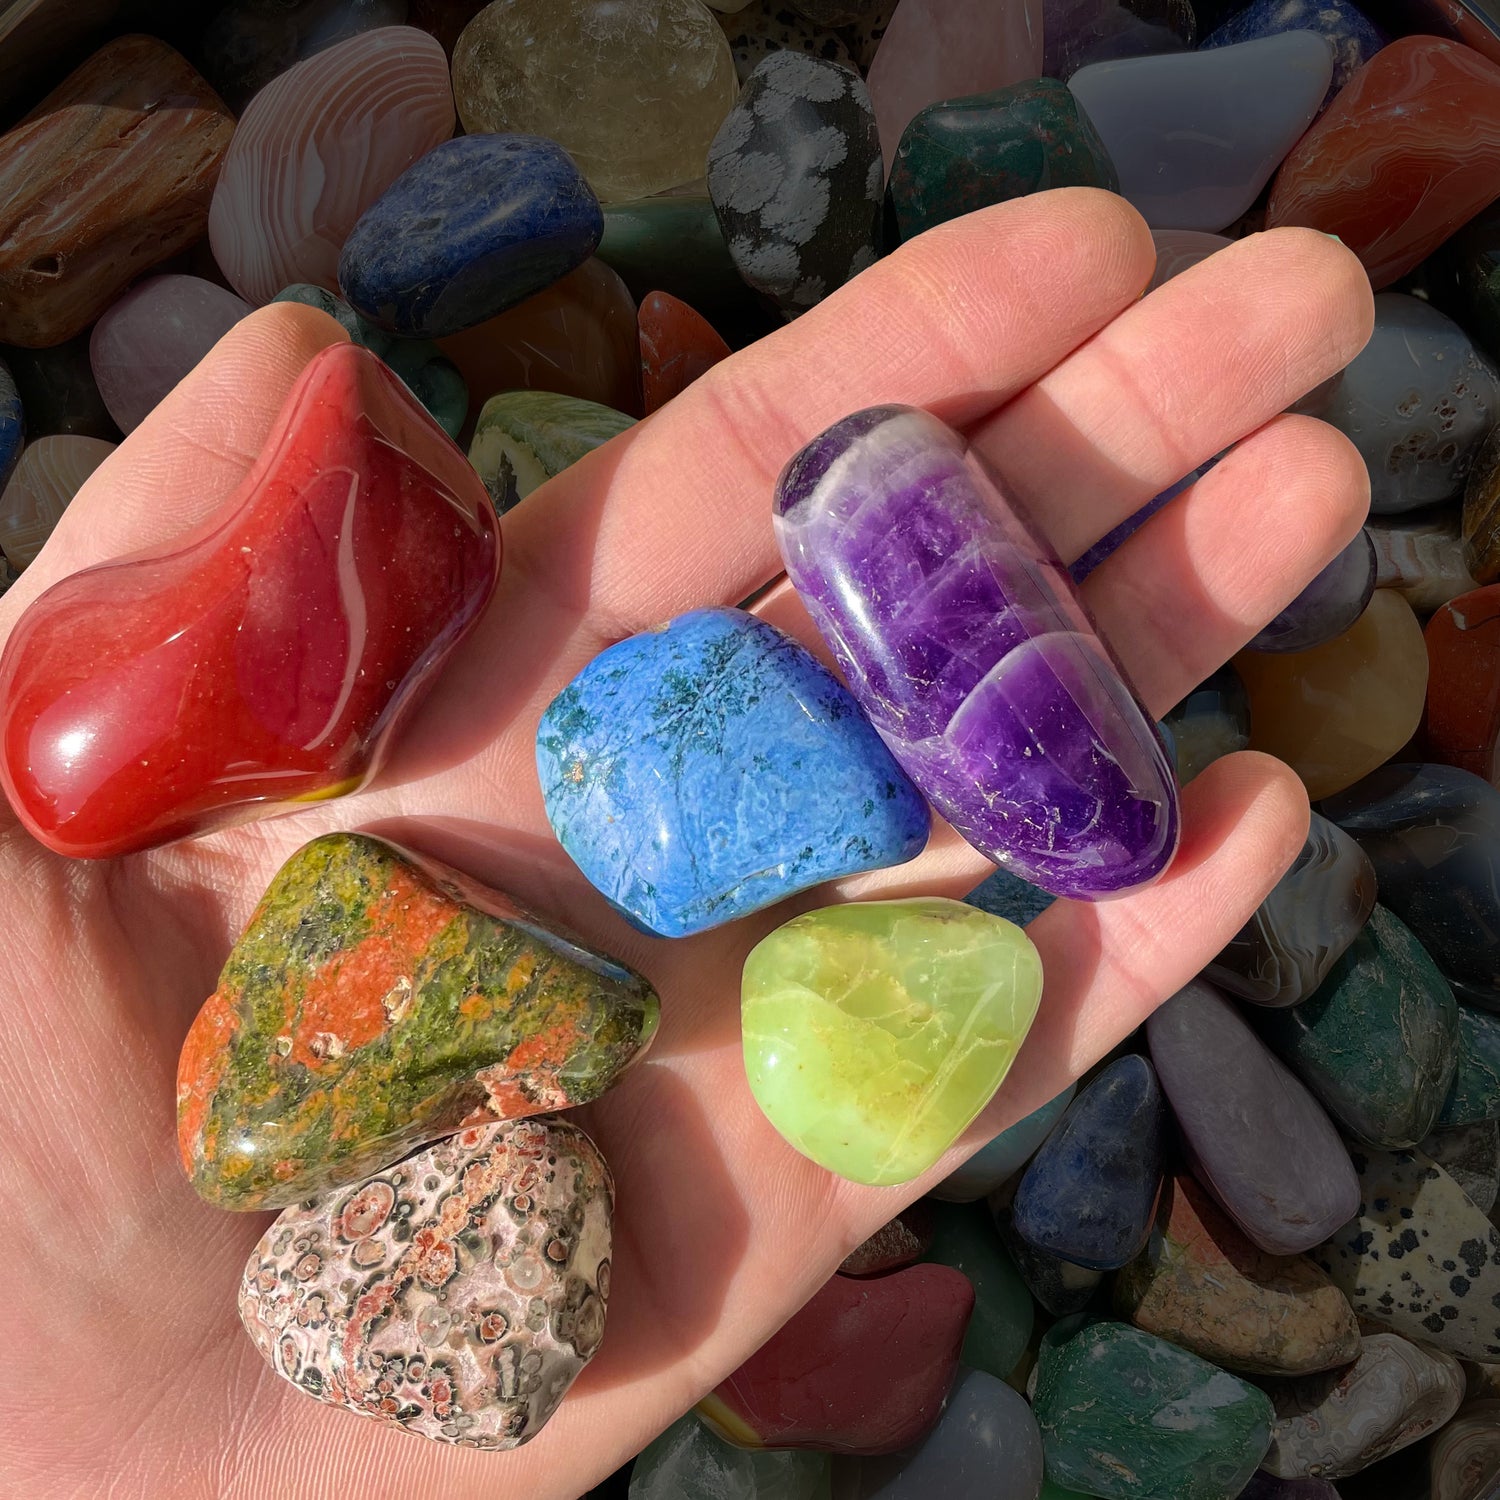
[177,832,658,1211]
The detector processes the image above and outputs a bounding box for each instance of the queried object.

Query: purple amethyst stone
[773,404,1181,899]
[1245,529,1376,653]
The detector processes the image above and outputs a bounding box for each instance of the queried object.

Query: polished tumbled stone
[1440,1004,1500,1127]
[1421,1119,1499,1213]
[930,1081,1074,1201]
[1370,508,1479,610]
[840,1204,935,1277]
[1257,906,1459,1149]
[1033,1321,1274,1500]
[922,1200,1034,1382]
[1161,662,1250,785]
[537,606,928,938]
[1201,0,1384,107]
[991,1178,1105,1316]
[889,78,1117,242]
[742,898,1043,1186]
[339,135,604,339]
[468,390,635,513]
[774,405,1179,899]
[630,1411,831,1499]
[1148,979,1360,1255]
[1429,1400,1500,1500]
[707,51,881,319]
[1206,812,1376,1009]
[1013,1055,1165,1269]
[0,358,20,493]
[1246,530,1377,654]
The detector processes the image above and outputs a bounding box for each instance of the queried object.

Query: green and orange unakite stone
[177,832,659,1210]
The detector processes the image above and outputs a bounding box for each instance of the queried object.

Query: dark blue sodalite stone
[535,606,930,939]
[339,134,604,339]
[1202,0,1385,107]
[964,865,1054,927]
[1011,1054,1166,1270]
[0,355,21,491]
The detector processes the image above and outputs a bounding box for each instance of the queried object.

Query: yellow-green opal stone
[741,898,1044,1186]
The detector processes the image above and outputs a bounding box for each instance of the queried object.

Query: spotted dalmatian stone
[840,0,898,71]
[707,50,882,318]
[718,0,853,82]
[1308,1144,1500,1363]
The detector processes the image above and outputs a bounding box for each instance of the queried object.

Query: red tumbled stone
[638,289,730,414]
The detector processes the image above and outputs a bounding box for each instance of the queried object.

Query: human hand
[0,190,1372,1499]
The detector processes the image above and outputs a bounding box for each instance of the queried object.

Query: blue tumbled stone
[964,865,1055,928]
[0,355,22,491]
[536,606,931,938]
[338,134,604,339]
[1011,1054,1166,1270]
[1202,0,1386,107]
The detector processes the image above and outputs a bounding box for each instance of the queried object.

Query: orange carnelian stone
[0,343,500,858]
[638,289,730,414]
[1268,37,1500,289]
[1426,584,1500,782]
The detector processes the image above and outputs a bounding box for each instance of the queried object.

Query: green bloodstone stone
[1439,1002,1500,1126]
[177,832,659,1211]
[1257,905,1459,1148]
[1032,1321,1274,1500]
[741,897,1043,1186]
[468,389,635,514]
[923,1199,1035,1381]
[889,78,1118,243]
[273,283,469,438]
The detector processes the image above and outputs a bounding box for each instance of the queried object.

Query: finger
[0,303,350,628]
[970,227,1374,564]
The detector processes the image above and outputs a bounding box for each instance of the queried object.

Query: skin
[0,192,1373,1498]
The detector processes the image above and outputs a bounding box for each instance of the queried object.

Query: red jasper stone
[697,1262,973,1454]
[1268,38,1500,289]
[1425,584,1500,780]
[638,289,730,415]
[839,1203,936,1276]
[0,343,500,858]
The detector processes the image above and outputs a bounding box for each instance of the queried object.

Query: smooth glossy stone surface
[742,898,1041,1185]
[719,0,853,81]
[707,53,881,320]
[1043,0,1194,80]
[889,79,1117,243]
[631,1413,832,1500]
[1268,38,1500,289]
[177,832,657,1210]
[1013,1055,1165,1270]
[1207,813,1376,1009]
[866,0,1042,167]
[1247,531,1377,654]
[698,1264,974,1454]
[339,135,603,339]
[990,1180,1106,1316]
[1202,0,1383,106]
[1322,764,1500,1011]
[1068,35,1332,232]
[0,358,20,492]
[840,1204,935,1276]
[1430,1400,1500,1500]
[88,275,252,435]
[1264,1333,1465,1480]
[1321,294,1500,516]
[930,1083,1075,1202]
[0,434,112,571]
[1033,1321,1274,1500]
[200,0,409,110]
[0,36,234,348]
[468,390,634,513]
[1310,1144,1500,1362]
[453,0,738,204]
[273,283,468,438]
[1422,1120,1500,1214]
[1149,981,1361,1255]
[774,405,1180,898]
[835,1368,1044,1499]
[1428,586,1500,781]
[209,27,454,305]
[1235,590,1428,802]
[1258,906,1458,1149]
[1149,229,1231,290]
[1116,1174,1360,1377]
[639,290,730,414]
[1370,508,1480,610]
[240,1117,611,1448]
[923,1200,1034,1382]
[1162,663,1251,785]
[438,258,642,422]
[0,344,498,858]
[0,335,119,441]
[1441,1005,1500,1127]
[539,607,928,938]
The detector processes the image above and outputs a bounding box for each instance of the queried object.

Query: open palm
[0,191,1373,1500]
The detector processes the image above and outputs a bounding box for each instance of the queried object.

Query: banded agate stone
[0,434,113,570]
[177,832,658,1210]
[1430,1401,1500,1500]
[1371,508,1479,609]
[773,405,1180,899]
[741,899,1042,1185]
[1426,585,1500,780]
[0,344,499,858]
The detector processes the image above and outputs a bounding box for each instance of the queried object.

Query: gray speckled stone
[1421,1120,1499,1215]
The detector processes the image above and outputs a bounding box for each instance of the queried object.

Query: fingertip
[1185,747,1310,896]
[1242,224,1376,361]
